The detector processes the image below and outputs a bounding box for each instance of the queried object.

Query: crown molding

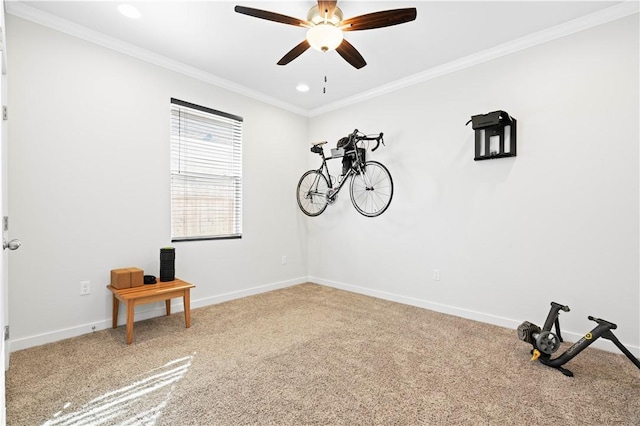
[5,1,638,119]
[309,1,640,117]
[4,1,309,117]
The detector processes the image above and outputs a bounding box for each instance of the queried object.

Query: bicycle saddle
[311,141,327,146]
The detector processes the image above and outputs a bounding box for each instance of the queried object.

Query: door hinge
[2,106,7,121]
[4,325,9,341]
[3,216,8,232]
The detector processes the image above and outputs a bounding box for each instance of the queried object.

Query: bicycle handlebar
[350,129,385,152]
[372,133,384,152]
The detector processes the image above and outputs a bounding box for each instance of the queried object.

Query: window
[170,98,243,241]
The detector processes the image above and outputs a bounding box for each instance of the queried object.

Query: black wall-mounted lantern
[467,110,516,161]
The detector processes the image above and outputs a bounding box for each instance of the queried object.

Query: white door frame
[1,1,9,423]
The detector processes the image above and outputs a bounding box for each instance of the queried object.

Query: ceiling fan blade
[277,40,311,65]
[317,0,337,20]
[336,39,366,69]
[234,5,309,27]
[342,8,417,31]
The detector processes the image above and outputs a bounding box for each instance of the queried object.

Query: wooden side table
[107,278,195,344]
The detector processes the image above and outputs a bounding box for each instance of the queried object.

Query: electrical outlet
[281,255,287,265]
[433,269,441,281]
[80,281,91,295]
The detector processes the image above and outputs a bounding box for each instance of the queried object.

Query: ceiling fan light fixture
[234,3,416,69]
[306,24,343,52]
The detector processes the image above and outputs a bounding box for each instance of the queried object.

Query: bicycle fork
[354,162,375,190]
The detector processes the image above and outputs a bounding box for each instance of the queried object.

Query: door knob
[3,239,21,251]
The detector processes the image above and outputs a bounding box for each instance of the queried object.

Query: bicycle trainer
[517,301,640,377]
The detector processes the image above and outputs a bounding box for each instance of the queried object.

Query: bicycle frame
[313,140,368,199]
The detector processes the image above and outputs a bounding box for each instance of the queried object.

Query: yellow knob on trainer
[531,349,541,361]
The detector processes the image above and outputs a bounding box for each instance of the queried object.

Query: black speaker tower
[160,247,175,282]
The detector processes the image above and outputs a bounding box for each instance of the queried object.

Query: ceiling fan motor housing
[307,5,343,24]
[306,5,344,52]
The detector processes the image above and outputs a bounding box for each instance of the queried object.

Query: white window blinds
[170,98,243,241]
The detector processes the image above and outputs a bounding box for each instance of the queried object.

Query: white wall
[308,15,640,354]
[5,11,639,356]
[6,16,309,350]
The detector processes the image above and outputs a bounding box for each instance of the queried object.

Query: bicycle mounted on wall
[297,129,394,217]
[517,301,640,377]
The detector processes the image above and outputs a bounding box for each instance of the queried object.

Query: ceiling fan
[234,1,417,69]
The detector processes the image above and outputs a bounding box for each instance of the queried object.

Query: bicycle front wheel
[350,161,394,217]
[297,170,329,216]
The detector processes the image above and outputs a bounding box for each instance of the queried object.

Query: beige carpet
[6,283,640,425]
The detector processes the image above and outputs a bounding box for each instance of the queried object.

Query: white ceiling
[5,1,633,115]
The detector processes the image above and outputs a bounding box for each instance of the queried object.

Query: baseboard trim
[310,277,640,357]
[189,277,306,310]
[10,276,638,358]
[8,277,307,352]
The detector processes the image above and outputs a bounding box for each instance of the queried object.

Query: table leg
[126,301,135,345]
[165,299,171,316]
[112,295,119,329]
[184,289,191,328]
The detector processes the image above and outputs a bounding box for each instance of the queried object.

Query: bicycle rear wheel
[297,170,329,216]
[350,161,393,217]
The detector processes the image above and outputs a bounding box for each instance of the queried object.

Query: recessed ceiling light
[118,4,141,20]
[296,84,310,93]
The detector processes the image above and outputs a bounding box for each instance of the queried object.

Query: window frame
[170,98,243,242]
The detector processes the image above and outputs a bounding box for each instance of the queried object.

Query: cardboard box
[111,268,131,289]
[129,267,144,287]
